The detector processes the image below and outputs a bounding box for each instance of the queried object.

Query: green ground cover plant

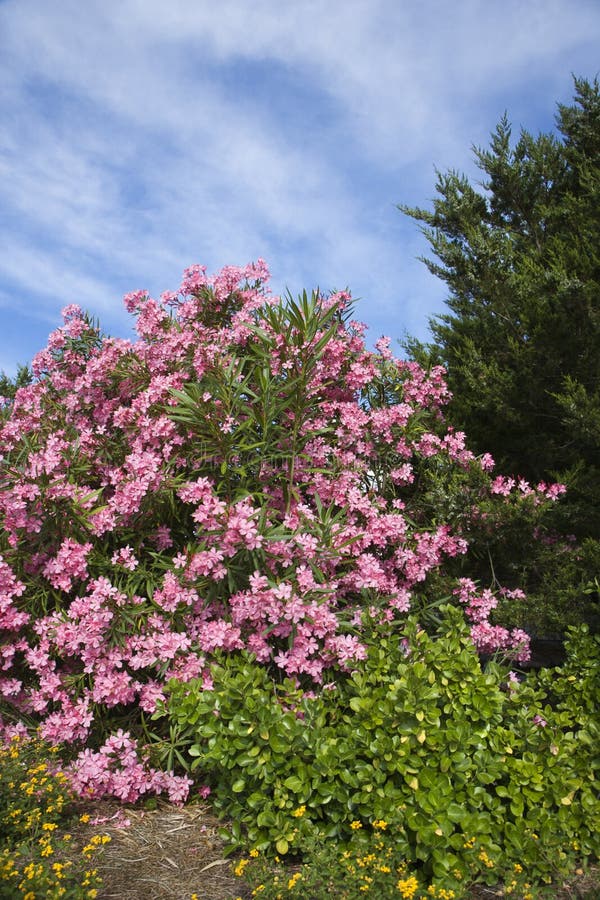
[0,735,109,899]
[159,607,599,897]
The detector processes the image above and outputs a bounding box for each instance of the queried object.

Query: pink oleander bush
[0,260,565,802]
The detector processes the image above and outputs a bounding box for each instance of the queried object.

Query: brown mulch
[74,800,249,900]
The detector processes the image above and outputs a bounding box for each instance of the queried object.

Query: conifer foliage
[400,77,600,542]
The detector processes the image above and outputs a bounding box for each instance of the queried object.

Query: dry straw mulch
[76,800,248,900]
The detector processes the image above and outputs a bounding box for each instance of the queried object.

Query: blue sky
[1,0,599,375]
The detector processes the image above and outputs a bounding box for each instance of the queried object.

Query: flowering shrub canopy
[0,261,564,801]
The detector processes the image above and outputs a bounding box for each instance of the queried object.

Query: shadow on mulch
[75,800,249,900]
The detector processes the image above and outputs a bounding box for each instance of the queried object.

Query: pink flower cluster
[69,730,192,804]
[454,578,530,662]
[491,475,566,501]
[0,260,558,800]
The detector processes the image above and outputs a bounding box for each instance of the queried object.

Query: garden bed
[73,800,598,900]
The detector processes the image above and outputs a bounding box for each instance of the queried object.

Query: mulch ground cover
[73,799,248,900]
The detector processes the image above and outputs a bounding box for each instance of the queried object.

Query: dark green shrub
[156,607,599,893]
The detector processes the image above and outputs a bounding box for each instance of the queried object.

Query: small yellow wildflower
[291,805,306,818]
[397,874,419,899]
[478,850,494,869]
[234,858,250,877]
[24,862,41,880]
[80,813,91,823]
[82,834,111,856]
[249,848,259,857]
[287,872,302,889]
[350,820,362,830]
[372,819,387,830]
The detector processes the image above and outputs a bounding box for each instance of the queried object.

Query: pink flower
[0,257,546,803]
[111,546,139,571]
[43,539,92,591]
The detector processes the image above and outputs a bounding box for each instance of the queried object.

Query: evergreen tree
[0,364,33,417]
[400,77,600,542]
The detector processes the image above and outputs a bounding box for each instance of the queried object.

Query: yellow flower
[372,819,387,830]
[23,863,36,880]
[397,875,419,899]
[80,813,91,823]
[287,872,302,889]
[249,848,259,858]
[234,858,250,877]
[291,805,306,818]
[478,850,494,869]
[350,820,363,830]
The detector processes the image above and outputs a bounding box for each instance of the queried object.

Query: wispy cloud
[1,0,599,373]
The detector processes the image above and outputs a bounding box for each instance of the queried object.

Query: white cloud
[0,0,599,371]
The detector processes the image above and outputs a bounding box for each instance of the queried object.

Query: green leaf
[275,838,289,855]
[283,776,304,793]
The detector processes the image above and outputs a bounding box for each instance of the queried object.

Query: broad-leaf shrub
[160,607,600,892]
[0,261,564,800]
